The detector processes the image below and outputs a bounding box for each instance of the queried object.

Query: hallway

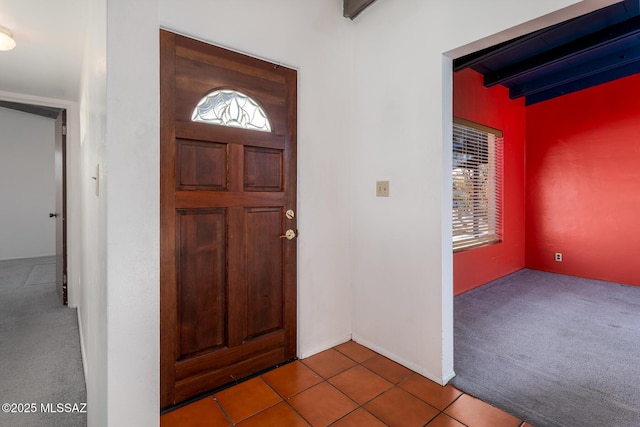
[0,256,86,427]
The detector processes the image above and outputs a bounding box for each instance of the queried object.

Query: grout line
[211,396,234,426]
[332,342,378,364]
[443,391,465,411]
[283,400,313,426]
[435,392,468,426]
[259,371,310,423]
[320,374,390,426]
[233,377,284,425]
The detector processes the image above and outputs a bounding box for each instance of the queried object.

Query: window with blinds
[452,118,503,251]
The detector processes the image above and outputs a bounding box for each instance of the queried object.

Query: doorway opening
[447,1,640,425]
[0,100,67,302]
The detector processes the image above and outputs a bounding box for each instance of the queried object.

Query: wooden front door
[160,30,298,408]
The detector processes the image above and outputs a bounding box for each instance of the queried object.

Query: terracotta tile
[426,413,466,427]
[398,374,463,410]
[262,361,323,398]
[214,377,281,422]
[364,387,439,427]
[288,382,358,426]
[161,397,230,427]
[361,355,413,384]
[302,348,357,379]
[329,365,392,404]
[444,394,521,427]
[334,340,377,362]
[521,423,536,427]
[236,402,309,427]
[330,408,387,426]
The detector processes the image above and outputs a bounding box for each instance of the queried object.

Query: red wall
[453,69,526,295]
[525,73,640,286]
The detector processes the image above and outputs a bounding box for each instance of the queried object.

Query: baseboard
[351,334,455,386]
[298,333,352,359]
[0,254,56,262]
[76,306,88,381]
[442,369,456,384]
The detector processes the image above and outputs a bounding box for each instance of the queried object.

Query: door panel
[54,110,67,305]
[160,30,297,408]
[177,209,227,358]
[177,140,228,190]
[244,147,283,191]
[245,207,283,339]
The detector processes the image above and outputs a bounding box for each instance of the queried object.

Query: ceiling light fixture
[0,26,16,51]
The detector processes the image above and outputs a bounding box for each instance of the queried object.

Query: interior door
[160,30,298,408]
[54,109,67,305]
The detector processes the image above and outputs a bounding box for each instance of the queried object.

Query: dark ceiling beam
[454,0,640,73]
[344,0,377,20]
[623,0,640,16]
[453,35,527,72]
[525,59,640,105]
[483,15,640,88]
[509,44,640,99]
[0,100,61,119]
[453,21,567,72]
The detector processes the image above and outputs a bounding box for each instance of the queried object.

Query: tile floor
[161,341,533,427]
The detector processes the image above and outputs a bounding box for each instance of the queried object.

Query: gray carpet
[0,257,86,427]
[24,263,56,286]
[452,269,640,427]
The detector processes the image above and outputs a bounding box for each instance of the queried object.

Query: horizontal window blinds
[453,119,503,251]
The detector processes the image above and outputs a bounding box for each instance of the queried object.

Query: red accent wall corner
[525,73,640,286]
[453,69,526,295]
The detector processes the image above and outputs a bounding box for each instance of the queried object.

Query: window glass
[192,90,271,132]
[453,119,503,251]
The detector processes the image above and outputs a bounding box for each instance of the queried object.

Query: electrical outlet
[555,252,563,262]
[376,180,390,197]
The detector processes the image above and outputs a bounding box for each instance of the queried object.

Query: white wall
[349,0,616,384]
[105,0,159,426]
[0,107,55,260]
[78,0,108,425]
[78,0,161,426]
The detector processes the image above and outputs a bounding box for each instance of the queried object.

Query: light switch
[376,180,389,197]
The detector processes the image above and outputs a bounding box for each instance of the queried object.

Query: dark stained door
[160,30,298,408]
[54,109,67,305]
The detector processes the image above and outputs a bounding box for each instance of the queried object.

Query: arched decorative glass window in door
[191,89,272,132]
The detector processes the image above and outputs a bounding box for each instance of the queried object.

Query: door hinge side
[62,125,67,136]
[63,274,68,285]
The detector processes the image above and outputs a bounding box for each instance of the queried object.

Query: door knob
[49,213,58,218]
[279,229,296,240]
